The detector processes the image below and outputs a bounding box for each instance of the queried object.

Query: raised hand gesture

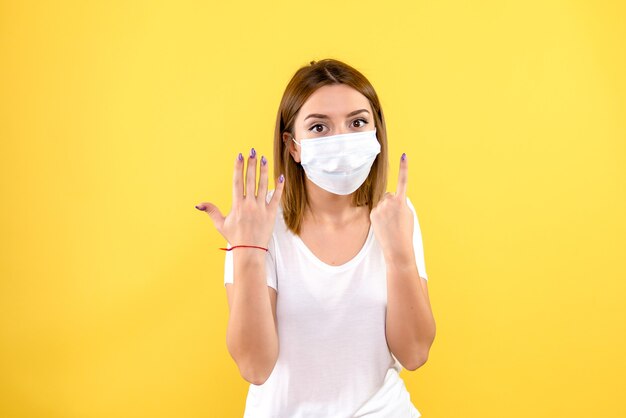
[195,148,285,249]
[370,153,415,264]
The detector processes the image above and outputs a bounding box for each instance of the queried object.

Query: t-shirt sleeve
[223,235,278,292]
[223,189,279,292]
[406,196,428,281]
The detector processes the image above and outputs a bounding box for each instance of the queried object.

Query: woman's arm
[196,149,285,385]
[225,250,278,385]
[385,259,435,370]
[370,153,436,370]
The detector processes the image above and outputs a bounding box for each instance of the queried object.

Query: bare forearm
[226,250,278,383]
[385,256,436,370]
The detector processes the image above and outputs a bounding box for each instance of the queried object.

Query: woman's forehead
[299,84,371,117]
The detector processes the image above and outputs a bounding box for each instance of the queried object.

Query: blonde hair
[273,59,389,235]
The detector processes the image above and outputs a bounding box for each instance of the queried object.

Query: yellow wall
[1,0,624,417]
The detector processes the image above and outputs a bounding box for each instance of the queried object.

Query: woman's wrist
[233,249,267,269]
[220,244,268,252]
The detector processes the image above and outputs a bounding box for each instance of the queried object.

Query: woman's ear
[282,132,301,163]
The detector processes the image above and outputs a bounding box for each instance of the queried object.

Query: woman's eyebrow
[304,109,370,121]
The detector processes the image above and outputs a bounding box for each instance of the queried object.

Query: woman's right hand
[195,148,285,249]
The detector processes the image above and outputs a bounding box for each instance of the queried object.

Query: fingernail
[238,152,243,161]
[401,153,406,161]
[261,155,267,166]
[279,174,284,183]
[195,205,205,211]
[250,148,256,158]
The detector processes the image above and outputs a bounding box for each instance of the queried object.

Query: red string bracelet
[219,245,269,252]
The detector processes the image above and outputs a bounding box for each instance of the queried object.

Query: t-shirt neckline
[292,223,374,272]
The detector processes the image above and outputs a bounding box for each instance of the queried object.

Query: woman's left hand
[370,153,416,266]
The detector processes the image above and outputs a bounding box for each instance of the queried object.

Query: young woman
[196,59,436,417]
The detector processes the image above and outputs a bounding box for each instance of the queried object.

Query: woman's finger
[396,153,408,199]
[268,173,285,214]
[232,152,244,205]
[257,155,269,203]
[245,148,257,198]
[197,202,225,233]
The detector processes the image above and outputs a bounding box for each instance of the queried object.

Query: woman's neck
[304,179,366,227]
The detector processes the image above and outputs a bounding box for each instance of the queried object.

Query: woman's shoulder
[265,189,282,210]
[265,189,285,222]
[264,189,288,242]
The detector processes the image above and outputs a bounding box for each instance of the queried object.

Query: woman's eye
[308,119,368,133]
[352,118,369,128]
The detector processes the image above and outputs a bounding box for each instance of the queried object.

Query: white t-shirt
[224,190,428,418]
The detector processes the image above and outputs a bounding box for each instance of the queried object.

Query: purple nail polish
[401,153,406,161]
[279,174,284,183]
[261,155,267,166]
[238,152,243,161]
[250,148,256,158]
[195,205,205,211]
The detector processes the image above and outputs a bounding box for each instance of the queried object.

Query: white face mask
[292,128,381,195]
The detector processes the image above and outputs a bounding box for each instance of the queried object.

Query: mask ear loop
[287,133,302,165]
[285,132,302,164]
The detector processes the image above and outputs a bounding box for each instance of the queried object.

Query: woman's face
[284,84,375,163]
